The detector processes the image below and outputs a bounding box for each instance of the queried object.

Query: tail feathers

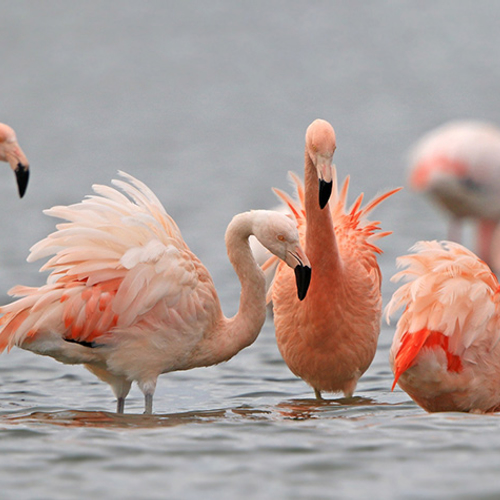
[0,278,122,352]
[0,310,31,352]
[392,329,463,390]
[0,281,67,351]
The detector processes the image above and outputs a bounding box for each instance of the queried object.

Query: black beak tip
[294,265,312,301]
[319,179,332,209]
[15,164,29,198]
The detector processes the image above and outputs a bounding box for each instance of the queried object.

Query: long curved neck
[218,212,267,359]
[304,150,340,268]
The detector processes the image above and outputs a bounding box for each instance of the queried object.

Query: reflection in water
[0,405,278,429]
[275,396,378,420]
[0,397,390,428]
[1,408,229,429]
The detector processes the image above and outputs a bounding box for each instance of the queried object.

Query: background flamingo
[266,119,400,399]
[0,172,311,414]
[386,240,500,413]
[0,123,30,197]
[408,120,500,269]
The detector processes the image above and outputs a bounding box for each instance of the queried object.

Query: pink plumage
[0,172,311,413]
[386,240,500,412]
[408,120,500,269]
[266,119,401,399]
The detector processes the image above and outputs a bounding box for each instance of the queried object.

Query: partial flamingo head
[252,210,311,300]
[0,123,30,197]
[305,119,336,209]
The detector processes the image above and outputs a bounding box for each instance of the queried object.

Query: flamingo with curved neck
[0,172,310,413]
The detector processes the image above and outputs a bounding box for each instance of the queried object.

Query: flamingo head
[0,123,30,198]
[305,119,336,209]
[252,210,311,300]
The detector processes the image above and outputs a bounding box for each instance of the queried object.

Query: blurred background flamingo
[265,119,400,399]
[408,120,500,270]
[386,240,500,413]
[0,172,311,414]
[0,123,30,198]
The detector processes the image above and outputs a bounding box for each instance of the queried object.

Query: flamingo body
[386,240,500,413]
[408,120,500,265]
[0,123,30,197]
[0,172,310,413]
[268,119,400,398]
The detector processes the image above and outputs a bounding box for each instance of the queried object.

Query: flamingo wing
[385,240,500,387]
[0,172,217,352]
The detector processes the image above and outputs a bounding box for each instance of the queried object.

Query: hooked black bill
[294,265,312,301]
[319,179,332,209]
[15,163,30,198]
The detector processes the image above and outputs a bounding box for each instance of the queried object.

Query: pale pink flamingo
[386,240,500,413]
[0,123,30,197]
[265,119,401,399]
[0,172,311,414]
[408,120,500,267]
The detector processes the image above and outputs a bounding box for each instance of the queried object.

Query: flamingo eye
[277,234,286,242]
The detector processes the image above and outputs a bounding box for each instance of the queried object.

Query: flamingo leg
[144,393,153,414]
[448,217,462,243]
[314,388,323,400]
[116,397,125,414]
[477,219,497,265]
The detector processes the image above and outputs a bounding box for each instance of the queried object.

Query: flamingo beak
[316,155,333,209]
[319,179,332,209]
[287,246,311,300]
[6,144,30,198]
[14,163,30,198]
[294,265,312,301]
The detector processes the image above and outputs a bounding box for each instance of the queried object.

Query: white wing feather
[385,240,500,354]
[0,172,217,349]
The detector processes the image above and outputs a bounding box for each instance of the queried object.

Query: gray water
[1,2,499,499]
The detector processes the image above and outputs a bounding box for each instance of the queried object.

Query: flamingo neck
[219,212,267,360]
[304,151,340,270]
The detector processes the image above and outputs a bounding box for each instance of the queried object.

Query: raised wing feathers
[386,241,500,385]
[263,167,400,278]
[0,172,214,351]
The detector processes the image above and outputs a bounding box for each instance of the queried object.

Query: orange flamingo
[0,123,30,197]
[265,119,401,399]
[0,172,311,414]
[408,120,500,267]
[386,240,500,413]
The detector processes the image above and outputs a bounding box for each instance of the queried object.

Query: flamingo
[408,120,500,268]
[385,240,500,413]
[0,123,30,197]
[265,119,401,399]
[0,172,311,414]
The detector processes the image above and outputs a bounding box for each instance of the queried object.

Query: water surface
[1,2,499,499]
